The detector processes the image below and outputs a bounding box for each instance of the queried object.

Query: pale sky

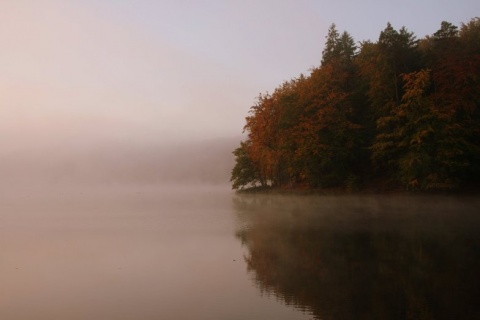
[1,0,479,151]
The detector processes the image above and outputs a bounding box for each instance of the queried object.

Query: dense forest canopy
[231,18,480,191]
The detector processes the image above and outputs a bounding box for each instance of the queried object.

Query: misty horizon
[0,136,240,187]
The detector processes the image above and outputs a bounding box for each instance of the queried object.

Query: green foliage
[321,24,357,66]
[433,21,459,39]
[230,141,260,190]
[373,67,479,190]
[357,23,420,119]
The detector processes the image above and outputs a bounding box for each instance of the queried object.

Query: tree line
[231,18,480,191]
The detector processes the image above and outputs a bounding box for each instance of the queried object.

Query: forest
[231,18,480,192]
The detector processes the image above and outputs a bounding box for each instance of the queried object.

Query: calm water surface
[1,185,479,319]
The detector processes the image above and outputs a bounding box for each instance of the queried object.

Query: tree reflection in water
[233,194,480,320]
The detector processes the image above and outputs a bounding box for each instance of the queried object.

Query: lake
[1,185,479,319]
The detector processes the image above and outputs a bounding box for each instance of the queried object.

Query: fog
[0,0,322,151]
[0,136,238,188]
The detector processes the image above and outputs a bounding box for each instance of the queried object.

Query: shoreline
[234,182,480,196]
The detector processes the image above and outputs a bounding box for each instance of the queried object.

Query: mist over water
[0,131,310,319]
[0,137,237,188]
[2,176,479,319]
[1,185,309,320]
[234,194,480,319]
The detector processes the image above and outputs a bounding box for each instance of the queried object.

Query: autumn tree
[240,78,308,188]
[231,17,480,191]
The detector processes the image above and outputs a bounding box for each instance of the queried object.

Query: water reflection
[233,194,480,320]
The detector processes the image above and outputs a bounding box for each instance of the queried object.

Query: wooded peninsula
[231,18,480,192]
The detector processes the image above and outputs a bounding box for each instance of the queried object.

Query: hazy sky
[1,0,479,150]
